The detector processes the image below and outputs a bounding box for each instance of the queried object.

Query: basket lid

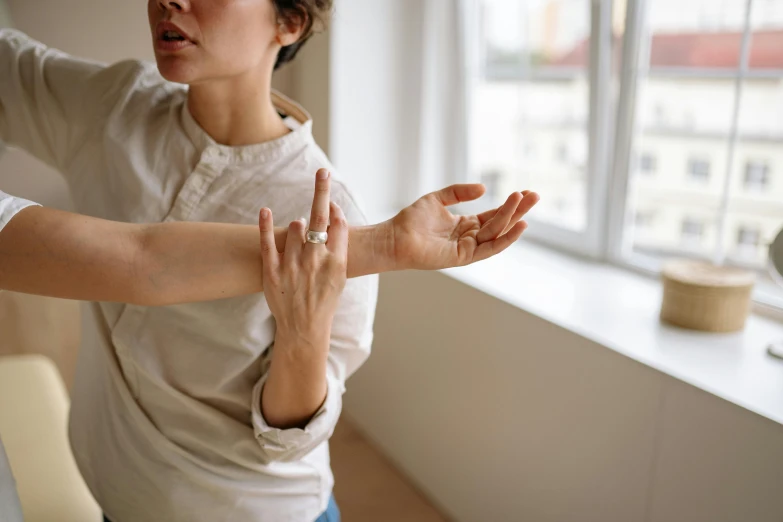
[662,259,756,288]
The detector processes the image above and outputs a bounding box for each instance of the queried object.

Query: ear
[276,8,308,47]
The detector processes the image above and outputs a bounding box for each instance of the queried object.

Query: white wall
[344,271,783,522]
[329,0,418,215]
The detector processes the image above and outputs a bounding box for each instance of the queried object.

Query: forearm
[130,222,394,303]
[346,222,397,277]
[0,206,283,305]
[261,331,330,429]
[0,206,396,305]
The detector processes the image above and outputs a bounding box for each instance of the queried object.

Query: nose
[158,0,190,12]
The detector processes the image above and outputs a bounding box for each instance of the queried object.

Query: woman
[0,1,538,520]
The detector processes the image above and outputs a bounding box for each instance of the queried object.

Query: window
[468,0,783,311]
[737,226,761,248]
[681,218,705,244]
[471,0,592,234]
[480,169,503,201]
[635,210,656,229]
[638,153,657,175]
[744,161,770,191]
[687,158,711,183]
[735,225,763,263]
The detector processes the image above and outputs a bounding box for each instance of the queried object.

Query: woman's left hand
[389,184,540,271]
[258,170,349,347]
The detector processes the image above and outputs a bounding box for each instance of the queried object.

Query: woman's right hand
[258,168,349,348]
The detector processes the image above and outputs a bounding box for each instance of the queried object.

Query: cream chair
[0,354,100,522]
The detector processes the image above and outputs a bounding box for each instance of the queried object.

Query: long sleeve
[0,29,136,173]
[250,187,379,463]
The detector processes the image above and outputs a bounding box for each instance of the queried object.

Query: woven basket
[660,259,756,333]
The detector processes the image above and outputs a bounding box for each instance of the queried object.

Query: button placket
[164,153,223,223]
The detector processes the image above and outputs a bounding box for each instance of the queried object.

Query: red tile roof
[551,30,783,69]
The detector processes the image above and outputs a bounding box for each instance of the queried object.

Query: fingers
[430,184,486,206]
[285,218,307,263]
[502,191,539,235]
[309,169,331,233]
[495,191,539,236]
[477,190,534,226]
[472,220,528,263]
[477,190,540,238]
[327,202,349,260]
[476,191,522,244]
[259,208,280,273]
[476,207,500,226]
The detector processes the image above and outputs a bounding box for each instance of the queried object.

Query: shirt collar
[180,90,314,165]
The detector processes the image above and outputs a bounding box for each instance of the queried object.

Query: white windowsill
[440,240,783,426]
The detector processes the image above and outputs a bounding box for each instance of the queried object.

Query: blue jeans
[103,495,340,522]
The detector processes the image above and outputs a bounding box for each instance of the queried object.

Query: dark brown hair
[273,0,333,70]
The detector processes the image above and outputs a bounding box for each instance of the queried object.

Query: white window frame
[608,0,783,313]
[463,0,614,260]
[464,0,783,315]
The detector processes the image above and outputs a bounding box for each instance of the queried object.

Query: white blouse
[0,29,378,522]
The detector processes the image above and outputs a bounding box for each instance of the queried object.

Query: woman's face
[147,0,297,85]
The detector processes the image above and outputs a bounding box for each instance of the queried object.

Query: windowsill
[440,240,783,426]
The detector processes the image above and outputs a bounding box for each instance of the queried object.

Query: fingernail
[261,209,269,219]
[317,170,330,180]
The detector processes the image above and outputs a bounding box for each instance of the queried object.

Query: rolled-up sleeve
[250,372,345,462]
[0,190,38,232]
[249,186,379,463]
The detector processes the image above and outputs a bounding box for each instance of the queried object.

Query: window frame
[464,0,783,317]
[609,0,783,317]
[463,0,615,259]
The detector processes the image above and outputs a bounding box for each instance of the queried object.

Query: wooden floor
[331,418,450,522]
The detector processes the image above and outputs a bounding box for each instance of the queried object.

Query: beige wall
[344,271,783,522]
[273,32,332,154]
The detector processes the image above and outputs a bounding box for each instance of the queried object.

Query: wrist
[274,327,331,354]
[375,219,400,271]
[347,222,398,277]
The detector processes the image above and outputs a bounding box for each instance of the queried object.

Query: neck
[187,68,290,147]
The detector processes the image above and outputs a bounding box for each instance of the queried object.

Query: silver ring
[306,230,328,245]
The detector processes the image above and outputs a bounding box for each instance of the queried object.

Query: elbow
[253,431,333,464]
[250,373,342,464]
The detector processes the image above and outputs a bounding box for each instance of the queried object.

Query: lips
[155,21,195,52]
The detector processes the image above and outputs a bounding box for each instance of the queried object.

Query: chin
[155,56,200,85]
